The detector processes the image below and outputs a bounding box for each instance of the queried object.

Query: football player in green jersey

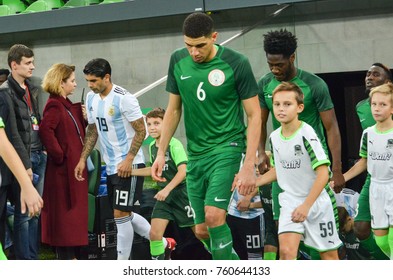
[152,12,261,260]
[353,63,391,260]
[132,108,195,260]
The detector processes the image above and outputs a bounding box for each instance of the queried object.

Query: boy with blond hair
[251,82,341,259]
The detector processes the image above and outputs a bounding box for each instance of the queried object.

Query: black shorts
[107,163,145,212]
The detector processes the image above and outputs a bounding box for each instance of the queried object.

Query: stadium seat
[87,0,102,4]
[87,149,102,232]
[2,0,26,14]
[22,1,50,13]
[61,0,88,8]
[0,5,10,16]
[42,0,64,9]
[100,0,124,4]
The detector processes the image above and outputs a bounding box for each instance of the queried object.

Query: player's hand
[331,170,345,193]
[291,203,310,223]
[154,188,170,201]
[233,164,256,196]
[237,197,251,212]
[257,151,271,174]
[74,159,86,181]
[20,183,43,218]
[151,155,166,182]
[117,158,133,178]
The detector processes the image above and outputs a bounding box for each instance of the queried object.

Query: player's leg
[278,232,301,260]
[149,217,170,260]
[355,175,388,259]
[205,152,242,260]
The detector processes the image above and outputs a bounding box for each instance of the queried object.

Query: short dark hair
[263,29,297,58]
[83,58,111,78]
[8,44,34,68]
[183,12,214,38]
[372,62,392,81]
[0,69,10,76]
[146,107,165,120]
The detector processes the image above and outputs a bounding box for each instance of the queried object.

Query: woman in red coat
[39,63,88,259]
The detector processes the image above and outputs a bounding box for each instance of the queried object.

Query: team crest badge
[386,139,393,149]
[108,106,115,116]
[208,69,225,86]
[294,145,303,156]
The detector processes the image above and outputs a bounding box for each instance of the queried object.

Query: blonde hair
[369,82,393,104]
[42,63,75,96]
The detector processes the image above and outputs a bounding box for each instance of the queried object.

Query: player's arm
[235,95,261,196]
[151,93,182,182]
[117,117,146,178]
[343,157,367,183]
[292,164,329,223]
[258,107,271,173]
[131,166,152,177]
[75,123,98,181]
[255,167,277,188]
[320,109,345,192]
[0,128,43,217]
[155,163,186,201]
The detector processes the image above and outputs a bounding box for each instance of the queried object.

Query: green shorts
[272,181,283,221]
[151,184,194,227]
[354,174,371,222]
[187,152,242,225]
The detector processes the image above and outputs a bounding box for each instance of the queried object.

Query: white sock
[130,212,167,247]
[115,215,134,260]
[130,212,150,240]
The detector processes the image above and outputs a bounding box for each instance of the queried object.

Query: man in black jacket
[0,44,46,260]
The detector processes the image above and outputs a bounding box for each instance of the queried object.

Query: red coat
[39,95,88,247]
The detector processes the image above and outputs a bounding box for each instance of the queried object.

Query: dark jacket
[0,79,33,186]
[39,95,88,246]
[0,75,41,157]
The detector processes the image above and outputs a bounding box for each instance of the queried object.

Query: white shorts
[278,190,342,252]
[370,180,393,229]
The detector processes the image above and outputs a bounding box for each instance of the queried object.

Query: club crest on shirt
[386,139,393,149]
[294,144,303,156]
[208,69,225,86]
[108,106,115,116]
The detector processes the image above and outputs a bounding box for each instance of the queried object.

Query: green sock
[0,242,7,260]
[208,224,239,260]
[374,234,390,258]
[150,240,165,260]
[200,238,211,253]
[360,233,389,260]
[388,228,393,260]
[263,252,277,260]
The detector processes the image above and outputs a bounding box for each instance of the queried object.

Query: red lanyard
[24,87,33,113]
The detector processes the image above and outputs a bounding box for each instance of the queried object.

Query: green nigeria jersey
[258,69,333,152]
[0,117,4,128]
[356,98,375,130]
[166,45,258,158]
[149,137,188,189]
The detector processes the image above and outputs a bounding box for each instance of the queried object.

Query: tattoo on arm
[81,124,98,160]
[129,117,146,157]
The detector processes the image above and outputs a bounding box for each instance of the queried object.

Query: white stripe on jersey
[86,84,145,175]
